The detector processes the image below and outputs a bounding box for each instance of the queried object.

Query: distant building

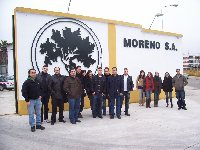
[183,53,200,70]
[0,43,13,76]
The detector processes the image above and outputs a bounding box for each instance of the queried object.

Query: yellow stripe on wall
[108,23,116,69]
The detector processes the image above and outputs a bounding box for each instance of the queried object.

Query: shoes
[117,116,121,119]
[31,126,35,132]
[125,112,130,116]
[51,121,55,125]
[59,120,66,123]
[70,121,76,124]
[98,115,103,119]
[36,125,45,130]
[110,115,114,119]
[76,120,81,123]
[78,113,83,118]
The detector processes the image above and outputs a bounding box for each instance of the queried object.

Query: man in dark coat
[163,72,173,108]
[103,67,111,116]
[49,67,66,125]
[63,68,83,124]
[22,69,45,132]
[92,67,106,118]
[107,67,123,119]
[121,68,134,116]
[35,65,51,123]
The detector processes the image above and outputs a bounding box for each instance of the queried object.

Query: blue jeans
[102,95,106,115]
[154,91,160,106]
[176,90,186,108]
[110,95,121,116]
[146,90,152,100]
[93,94,103,117]
[121,91,130,113]
[28,99,42,127]
[68,97,81,122]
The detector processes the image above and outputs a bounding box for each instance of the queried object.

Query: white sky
[0,0,200,54]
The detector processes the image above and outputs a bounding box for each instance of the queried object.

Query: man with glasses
[22,69,45,132]
[36,65,51,123]
[172,69,188,110]
[49,67,66,125]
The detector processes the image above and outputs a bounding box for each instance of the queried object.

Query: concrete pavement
[0,85,200,150]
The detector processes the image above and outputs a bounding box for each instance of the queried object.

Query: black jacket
[85,76,93,95]
[107,75,123,98]
[163,76,173,92]
[121,75,134,92]
[35,72,51,97]
[92,75,106,94]
[104,74,111,95]
[21,77,42,102]
[49,74,66,100]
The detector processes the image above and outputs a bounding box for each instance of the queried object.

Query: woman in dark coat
[85,70,94,111]
[163,72,173,108]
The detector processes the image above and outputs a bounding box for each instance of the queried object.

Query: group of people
[22,65,188,132]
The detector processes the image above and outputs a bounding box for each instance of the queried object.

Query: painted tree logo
[40,27,96,72]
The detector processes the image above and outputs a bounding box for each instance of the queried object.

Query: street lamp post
[149,4,178,30]
[161,4,178,30]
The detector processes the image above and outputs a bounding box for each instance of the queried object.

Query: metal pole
[149,16,156,30]
[68,0,72,12]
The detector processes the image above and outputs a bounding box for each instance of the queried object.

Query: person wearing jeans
[143,72,154,108]
[68,98,81,123]
[22,68,45,132]
[63,68,83,124]
[107,67,123,119]
[172,69,188,110]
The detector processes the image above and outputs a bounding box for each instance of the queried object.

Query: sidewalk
[0,86,200,150]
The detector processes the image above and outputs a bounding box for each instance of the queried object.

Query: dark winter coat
[92,75,106,94]
[107,75,123,98]
[143,76,154,92]
[172,74,188,91]
[63,76,82,99]
[162,76,173,92]
[35,72,51,97]
[21,77,42,102]
[49,74,66,100]
[153,76,162,93]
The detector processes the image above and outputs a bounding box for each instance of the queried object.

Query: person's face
[176,70,180,74]
[98,68,102,75]
[165,73,169,77]
[89,72,93,78]
[76,67,81,74]
[83,72,86,76]
[29,70,36,79]
[112,68,117,75]
[42,67,48,73]
[54,68,60,74]
[104,69,110,75]
[148,72,151,77]
[141,72,144,76]
[124,69,128,75]
[155,72,159,76]
[70,69,76,77]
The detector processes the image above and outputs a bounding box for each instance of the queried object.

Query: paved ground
[0,77,200,150]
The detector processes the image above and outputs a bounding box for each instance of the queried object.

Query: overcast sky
[0,0,200,54]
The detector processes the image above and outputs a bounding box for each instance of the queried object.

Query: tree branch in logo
[40,27,96,72]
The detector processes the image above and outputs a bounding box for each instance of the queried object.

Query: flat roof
[15,7,183,38]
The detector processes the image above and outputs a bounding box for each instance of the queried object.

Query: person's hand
[27,101,30,106]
